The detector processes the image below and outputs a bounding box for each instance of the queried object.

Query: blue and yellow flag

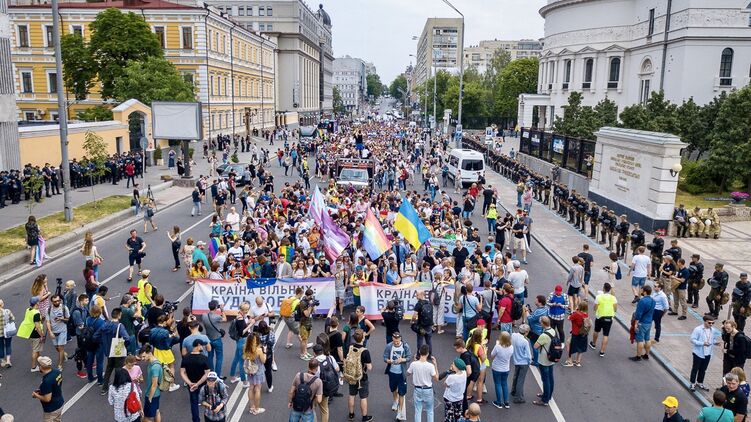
[394,198,431,250]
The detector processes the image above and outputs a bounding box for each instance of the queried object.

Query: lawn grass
[0,195,131,257]
[674,189,735,209]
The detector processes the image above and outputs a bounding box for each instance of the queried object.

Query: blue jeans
[230,337,247,381]
[539,364,555,403]
[189,386,201,422]
[516,192,522,208]
[462,211,471,219]
[87,348,104,383]
[492,369,510,405]
[487,219,496,233]
[413,387,434,422]
[208,338,224,377]
[192,201,202,216]
[0,336,11,359]
[289,410,315,422]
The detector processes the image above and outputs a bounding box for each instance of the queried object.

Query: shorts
[513,238,524,250]
[567,285,580,297]
[51,332,67,347]
[348,377,369,398]
[300,325,311,341]
[634,322,651,343]
[284,317,300,335]
[631,276,646,288]
[128,253,142,266]
[583,272,591,285]
[335,286,346,299]
[31,338,44,353]
[594,317,613,336]
[144,395,161,417]
[388,372,407,396]
[154,348,175,365]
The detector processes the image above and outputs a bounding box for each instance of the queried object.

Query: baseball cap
[207,371,219,381]
[37,356,53,367]
[197,241,207,246]
[476,319,486,326]
[662,396,678,408]
[141,269,151,277]
[453,358,467,371]
[554,284,563,293]
[742,273,748,278]
[29,296,40,307]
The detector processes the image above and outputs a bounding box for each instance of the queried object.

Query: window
[608,57,621,88]
[563,60,571,90]
[71,25,83,37]
[719,48,734,86]
[747,2,751,27]
[47,72,57,93]
[248,6,253,16]
[183,73,194,85]
[50,111,59,122]
[239,6,245,16]
[44,25,53,47]
[259,6,265,16]
[259,24,265,31]
[648,8,655,36]
[266,24,273,31]
[210,75,214,95]
[24,111,35,121]
[17,25,29,47]
[21,71,33,93]
[639,79,651,105]
[547,61,555,90]
[181,27,193,50]
[267,7,272,16]
[582,58,593,89]
[154,27,165,48]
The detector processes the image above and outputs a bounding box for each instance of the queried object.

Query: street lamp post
[52,0,72,221]
[440,0,464,145]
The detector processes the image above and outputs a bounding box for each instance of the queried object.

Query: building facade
[464,39,542,74]
[8,0,276,142]
[196,0,334,126]
[518,0,751,129]
[0,0,20,170]
[333,55,365,113]
[414,17,463,86]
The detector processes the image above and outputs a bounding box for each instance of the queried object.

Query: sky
[320,0,547,84]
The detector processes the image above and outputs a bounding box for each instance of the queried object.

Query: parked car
[217,163,252,186]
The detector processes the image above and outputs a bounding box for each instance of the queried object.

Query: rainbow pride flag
[279,245,295,263]
[363,208,392,260]
[209,237,222,259]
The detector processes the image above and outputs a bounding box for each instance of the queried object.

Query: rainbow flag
[394,198,431,250]
[363,208,392,260]
[209,237,222,259]
[279,245,295,263]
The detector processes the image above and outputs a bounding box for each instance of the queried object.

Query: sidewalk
[484,156,745,403]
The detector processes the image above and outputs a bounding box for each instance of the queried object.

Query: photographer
[297,289,316,361]
[705,263,729,319]
[118,294,142,356]
[686,254,705,309]
[146,295,168,327]
[615,215,630,259]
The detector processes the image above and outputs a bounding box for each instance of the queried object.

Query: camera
[163,300,180,314]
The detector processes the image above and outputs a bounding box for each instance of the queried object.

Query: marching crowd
[0,119,749,422]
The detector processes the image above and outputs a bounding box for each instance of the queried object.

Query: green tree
[389,74,408,101]
[22,171,44,215]
[619,91,678,133]
[366,74,383,99]
[88,8,163,98]
[493,58,539,123]
[416,70,452,123]
[332,86,346,115]
[60,34,95,101]
[112,57,195,105]
[444,77,487,126]
[705,85,751,191]
[675,98,704,157]
[594,97,618,128]
[82,131,110,204]
[77,105,113,122]
[483,48,511,88]
[552,92,598,139]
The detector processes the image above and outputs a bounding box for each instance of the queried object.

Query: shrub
[678,160,719,194]
[154,147,162,160]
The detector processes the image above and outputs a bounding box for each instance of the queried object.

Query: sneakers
[76,371,87,379]
[272,362,278,371]
[599,352,605,357]
[677,316,687,320]
[362,416,373,422]
[285,343,293,349]
[574,362,582,367]
[348,413,355,421]
[504,403,510,409]
[168,383,181,392]
[698,383,710,391]
[667,311,678,316]
[588,341,596,350]
[492,401,503,409]
[392,401,399,412]
[562,361,574,367]
[230,377,241,384]
[30,366,40,373]
[629,356,642,362]
[306,342,314,348]
[243,381,250,388]
[300,353,312,361]
[631,296,639,304]
[641,354,650,360]
[690,383,696,392]
[268,385,274,393]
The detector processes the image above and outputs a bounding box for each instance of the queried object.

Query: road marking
[61,213,214,415]
[224,382,245,417]
[529,365,566,422]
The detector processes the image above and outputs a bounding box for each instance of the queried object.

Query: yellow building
[9,0,277,143]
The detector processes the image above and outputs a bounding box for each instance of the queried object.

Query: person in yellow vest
[486,204,498,234]
[703,207,721,239]
[350,265,367,307]
[17,296,45,372]
[137,269,155,312]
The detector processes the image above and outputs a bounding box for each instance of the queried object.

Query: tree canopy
[366,74,383,99]
[389,74,408,102]
[112,57,195,105]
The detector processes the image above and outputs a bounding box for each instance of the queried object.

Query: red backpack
[125,382,141,414]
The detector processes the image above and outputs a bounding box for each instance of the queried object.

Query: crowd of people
[0,118,749,422]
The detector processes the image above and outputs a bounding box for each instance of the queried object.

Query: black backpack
[542,331,564,363]
[417,300,433,327]
[67,307,82,338]
[80,320,98,351]
[228,318,240,341]
[292,373,318,412]
[461,350,480,376]
[316,332,331,355]
[510,296,524,320]
[319,356,339,397]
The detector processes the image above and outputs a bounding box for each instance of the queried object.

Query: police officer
[688,207,704,237]
[599,207,610,245]
[42,163,52,198]
[664,239,682,262]
[552,182,560,211]
[673,204,688,238]
[731,273,751,331]
[629,223,645,259]
[648,232,665,278]
[0,171,8,208]
[568,190,578,224]
[705,263,729,319]
[703,207,721,239]
[686,254,705,309]
[615,215,630,258]
[50,165,60,195]
[543,176,552,206]
[586,202,599,238]
[577,195,588,232]
[559,184,569,216]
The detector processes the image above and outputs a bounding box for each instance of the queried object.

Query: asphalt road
[0,136,701,421]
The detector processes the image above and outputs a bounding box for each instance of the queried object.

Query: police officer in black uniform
[706,263,729,319]
[686,254,705,309]
[629,222,646,259]
[648,232,665,278]
[587,202,599,238]
[732,273,751,331]
[615,215,630,258]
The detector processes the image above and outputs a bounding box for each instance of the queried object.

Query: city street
[0,137,700,421]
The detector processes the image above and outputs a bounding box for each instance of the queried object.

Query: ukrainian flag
[394,198,431,250]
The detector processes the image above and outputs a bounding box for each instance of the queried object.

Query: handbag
[462,296,479,330]
[3,310,16,338]
[244,358,259,375]
[109,324,127,358]
[124,382,141,414]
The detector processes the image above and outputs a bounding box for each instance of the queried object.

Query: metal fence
[519,128,595,178]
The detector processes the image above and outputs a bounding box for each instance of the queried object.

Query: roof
[10,0,197,10]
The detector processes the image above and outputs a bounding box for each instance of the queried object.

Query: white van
[446,149,485,187]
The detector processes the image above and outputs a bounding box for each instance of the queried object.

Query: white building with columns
[518,0,751,130]
[0,0,20,170]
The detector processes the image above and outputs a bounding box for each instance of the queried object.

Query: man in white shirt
[225,207,241,232]
[407,344,439,422]
[629,246,652,304]
[249,295,272,328]
[227,239,244,262]
[400,255,418,285]
[507,262,529,302]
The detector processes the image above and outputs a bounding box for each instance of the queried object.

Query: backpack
[417,300,433,328]
[461,350,480,376]
[394,301,405,322]
[343,345,365,385]
[429,281,443,307]
[542,331,564,363]
[294,300,307,322]
[291,373,318,412]
[158,362,174,392]
[510,296,524,321]
[67,307,82,337]
[737,332,751,360]
[228,318,240,341]
[279,296,296,318]
[579,316,592,336]
[316,332,331,355]
[319,356,339,397]
[125,383,141,414]
[80,320,99,352]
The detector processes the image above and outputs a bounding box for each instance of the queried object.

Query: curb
[0,182,190,288]
[493,176,712,409]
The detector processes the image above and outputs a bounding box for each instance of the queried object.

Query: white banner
[192,278,336,316]
[358,281,463,323]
